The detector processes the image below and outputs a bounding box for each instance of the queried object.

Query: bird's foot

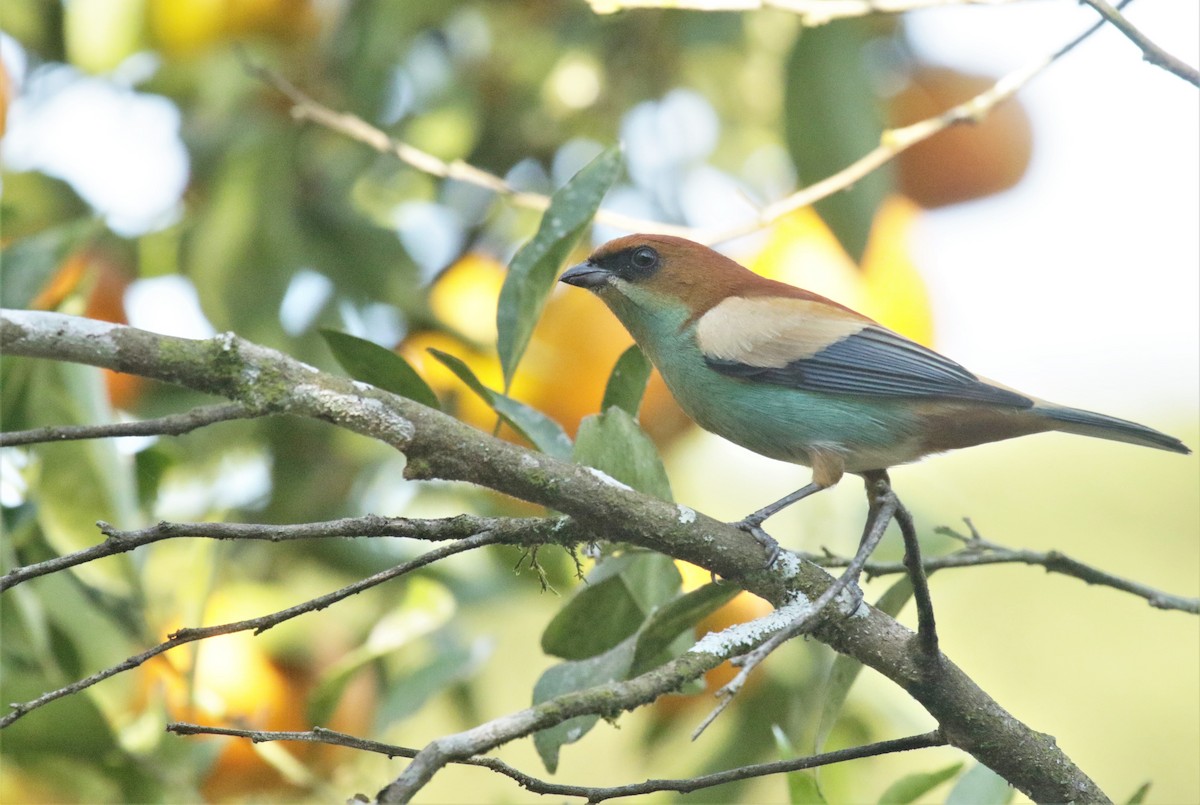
[732,517,781,567]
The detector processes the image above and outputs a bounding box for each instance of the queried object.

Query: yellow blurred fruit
[889,65,1033,209]
[149,0,227,57]
[858,197,935,346]
[65,0,147,74]
[398,329,512,436]
[749,199,935,345]
[408,251,691,444]
[139,592,312,800]
[0,36,11,137]
[149,0,316,57]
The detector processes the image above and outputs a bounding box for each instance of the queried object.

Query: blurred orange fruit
[32,249,146,409]
[889,65,1033,209]
[139,593,312,800]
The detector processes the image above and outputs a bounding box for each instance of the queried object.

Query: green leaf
[1125,782,1152,805]
[783,19,892,263]
[814,576,913,753]
[774,725,827,804]
[876,762,963,804]
[541,552,681,661]
[428,348,573,459]
[532,638,636,773]
[320,329,441,409]
[541,572,646,660]
[632,581,740,675]
[601,345,652,419]
[496,146,622,389]
[0,218,101,308]
[573,407,672,500]
[945,763,1014,805]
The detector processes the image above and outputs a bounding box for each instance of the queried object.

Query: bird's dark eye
[630,247,659,271]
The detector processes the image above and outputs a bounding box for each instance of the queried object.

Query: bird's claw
[732,517,781,568]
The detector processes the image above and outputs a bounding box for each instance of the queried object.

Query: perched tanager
[560,234,1190,544]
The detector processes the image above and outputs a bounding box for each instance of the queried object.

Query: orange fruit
[889,65,1033,209]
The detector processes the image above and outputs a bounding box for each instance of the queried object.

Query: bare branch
[807,520,1200,615]
[243,61,695,240]
[693,486,897,739]
[0,309,1112,803]
[249,2,1132,251]
[0,402,255,447]
[700,0,1136,245]
[0,532,501,728]
[0,515,575,593]
[587,0,1019,27]
[168,722,946,802]
[1078,0,1200,87]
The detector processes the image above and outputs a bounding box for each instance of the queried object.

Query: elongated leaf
[428,348,572,459]
[877,762,963,804]
[945,763,1014,805]
[0,218,100,309]
[783,19,892,263]
[601,345,652,418]
[532,638,636,773]
[1125,782,1152,805]
[541,572,646,660]
[814,576,913,753]
[321,329,441,410]
[631,581,739,675]
[573,406,672,501]
[496,146,622,388]
[542,552,681,661]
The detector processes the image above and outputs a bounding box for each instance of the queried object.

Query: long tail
[1038,405,1191,454]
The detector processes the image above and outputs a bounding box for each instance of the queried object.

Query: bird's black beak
[559,261,610,289]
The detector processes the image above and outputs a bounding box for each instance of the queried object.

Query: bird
[559,233,1190,551]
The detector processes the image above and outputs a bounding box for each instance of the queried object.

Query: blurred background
[1,0,1196,802]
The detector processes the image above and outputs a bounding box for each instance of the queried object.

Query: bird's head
[559,234,778,326]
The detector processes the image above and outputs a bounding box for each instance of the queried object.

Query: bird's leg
[861,470,940,660]
[735,482,825,531]
[731,482,825,565]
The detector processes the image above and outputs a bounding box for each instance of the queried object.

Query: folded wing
[697,296,1032,408]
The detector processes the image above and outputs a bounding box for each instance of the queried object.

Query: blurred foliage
[0,0,1095,802]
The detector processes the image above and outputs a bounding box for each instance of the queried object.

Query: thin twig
[0,533,501,729]
[806,520,1200,615]
[242,61,695,240]
[0,402,255,447]
[587,0,1018,26]
[0,309,1117,803]
[247,0,1140,251]
[0,515,573,592]
[866,471,940,658]
[692,492,897,740]
[168,722,946,802]
[1078,0,1199,87]
[700,0,1139,245]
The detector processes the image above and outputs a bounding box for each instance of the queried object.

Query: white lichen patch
[689,593,813,657]
[676,504,696,524]
[585,467,632,491]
